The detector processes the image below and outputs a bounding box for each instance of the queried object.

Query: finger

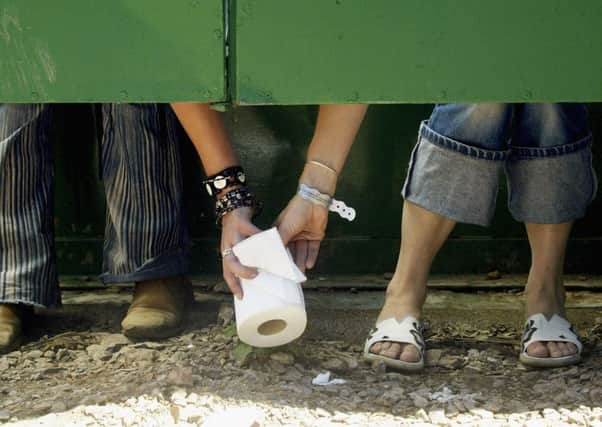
[273,206,291,240]
[226,256,259,280]
[277,223,295,246]
[223,270,243,300]
[277,207,298,245]
[238,219,262,237]
[288,241,297,261]
[306,240,321,269]
[273,208,285,227]
[294,240,308,272]
[224,247,258,272]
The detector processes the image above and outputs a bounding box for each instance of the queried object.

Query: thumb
[239,219,262,237]
[273,209,292,245]
[277,221,296,246]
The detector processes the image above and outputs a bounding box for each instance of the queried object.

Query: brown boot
[121,277,193,340]
[0,304,28,354]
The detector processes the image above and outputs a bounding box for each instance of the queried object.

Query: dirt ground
[1,277,601,426]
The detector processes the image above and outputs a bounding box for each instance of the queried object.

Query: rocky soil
[0,286,601,427]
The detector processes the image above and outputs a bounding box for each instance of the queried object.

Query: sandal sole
[519,353,581,369]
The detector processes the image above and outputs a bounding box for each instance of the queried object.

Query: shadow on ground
[1,283,601,426]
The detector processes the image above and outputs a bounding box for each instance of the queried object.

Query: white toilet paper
[232,228,307,348]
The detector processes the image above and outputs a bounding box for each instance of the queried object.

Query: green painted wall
[1,1,601,103]
[0,1,225,102]
[232,0,602,104]
[52,104,602,277]
[2,1,602,276]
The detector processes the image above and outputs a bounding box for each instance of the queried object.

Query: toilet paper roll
[234,271,307,347]
[232,227,308,348]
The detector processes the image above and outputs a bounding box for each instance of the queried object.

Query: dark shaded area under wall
[50,103,602,276]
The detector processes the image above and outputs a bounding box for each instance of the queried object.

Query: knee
[0,104,51,141]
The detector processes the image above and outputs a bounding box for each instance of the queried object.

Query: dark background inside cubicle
[52,104,602,277]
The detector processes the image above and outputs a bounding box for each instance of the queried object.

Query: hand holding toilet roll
[232,228,308,347]
[275,194,328,272]
[221,207,262,299]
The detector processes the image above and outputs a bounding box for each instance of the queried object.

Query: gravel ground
[0,287,601,427]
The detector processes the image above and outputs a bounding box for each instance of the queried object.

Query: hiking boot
[0,304,29,353]
[121,277,194,339]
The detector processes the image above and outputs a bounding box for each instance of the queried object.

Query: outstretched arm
[171,103,260,299]
[276,104,368,270]
[171,103,237,174]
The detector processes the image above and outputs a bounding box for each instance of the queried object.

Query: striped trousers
[0,104,191,308]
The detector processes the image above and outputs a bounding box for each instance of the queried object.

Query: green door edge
[0,0,226,103]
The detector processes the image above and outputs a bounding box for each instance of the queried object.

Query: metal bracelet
[307,160,339,177]
[297,183,332,209]
[297,183,356,222]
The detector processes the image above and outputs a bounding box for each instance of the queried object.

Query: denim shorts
[402,103,596,226]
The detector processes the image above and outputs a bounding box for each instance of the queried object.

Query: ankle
[525,281,565,317]
[385,277,427,307]
[131,277,193,311]
[377,281,426,322]
[526,277,564,299]
[0,304,25,319]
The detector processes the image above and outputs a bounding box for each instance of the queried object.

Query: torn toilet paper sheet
[311,371,347,386]
[233,227,306,282]
[232,228,308,348]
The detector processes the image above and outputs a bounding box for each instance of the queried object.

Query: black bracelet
[202,166,247,198]
[215,187,262,225]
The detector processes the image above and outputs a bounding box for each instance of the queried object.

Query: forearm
[301,104,368,194]
[171,102,238,175]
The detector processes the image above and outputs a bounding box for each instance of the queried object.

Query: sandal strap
[522,313,583,354]
[364,316,425,356]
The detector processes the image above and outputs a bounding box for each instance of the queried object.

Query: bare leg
[524,222,578,358]
[370,201,456,362]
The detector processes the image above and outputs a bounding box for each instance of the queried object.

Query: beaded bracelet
[215,187,262,225]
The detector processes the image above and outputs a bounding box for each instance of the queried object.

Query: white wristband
[297,184,356,222]
[329,199,356,222]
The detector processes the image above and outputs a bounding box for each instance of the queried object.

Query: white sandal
[363,316,425,372]
[519,313,583,368]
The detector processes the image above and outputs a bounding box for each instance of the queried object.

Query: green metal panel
[0,1,225,102]
[54,104,602,276]
[232,0,602,105]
